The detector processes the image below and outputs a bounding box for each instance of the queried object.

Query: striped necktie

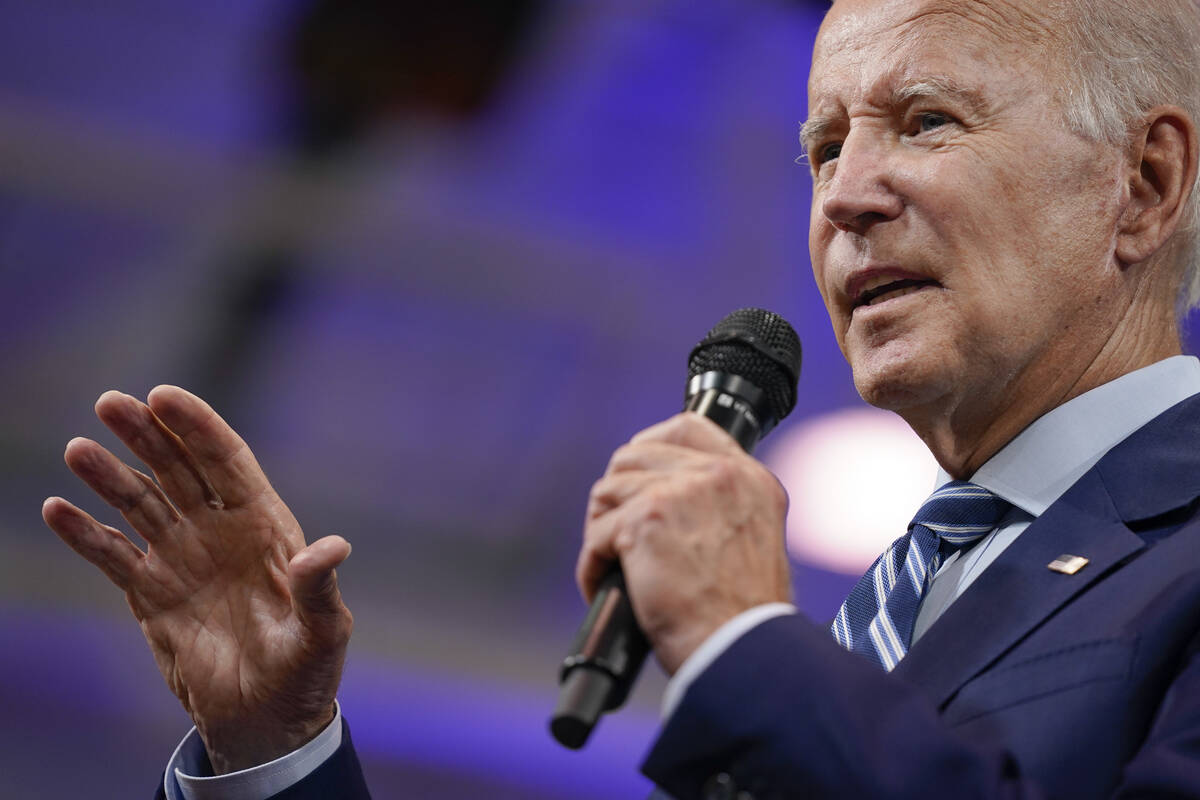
[830,481,1012,671]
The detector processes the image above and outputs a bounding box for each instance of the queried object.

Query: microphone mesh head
[687,308,802,424]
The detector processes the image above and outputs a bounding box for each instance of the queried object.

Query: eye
[816,141,842,165]
[915,112,952,133]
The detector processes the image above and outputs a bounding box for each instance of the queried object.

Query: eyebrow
[798,115,838,155]
[892,76,987,113]
[799,76,987,153]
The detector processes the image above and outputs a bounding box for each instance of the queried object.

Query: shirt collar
[933,355,1200,518]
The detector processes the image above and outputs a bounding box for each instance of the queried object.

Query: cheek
[991,139,1123,259]
[923,163,1109,309]
[808,212,840,322]
[916,153,1012,235]
[808,202,826,272]
[811,263,848,347]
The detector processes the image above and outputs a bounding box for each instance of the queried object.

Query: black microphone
[550,308,802,749]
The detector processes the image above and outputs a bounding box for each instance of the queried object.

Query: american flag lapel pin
[1047,554,1089,575]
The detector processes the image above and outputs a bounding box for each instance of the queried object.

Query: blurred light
[762,407,939,575]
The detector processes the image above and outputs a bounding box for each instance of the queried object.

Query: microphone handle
[550,568,648,749]
[550,379,764,749]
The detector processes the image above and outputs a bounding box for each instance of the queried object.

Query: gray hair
[1053,0,1200,312]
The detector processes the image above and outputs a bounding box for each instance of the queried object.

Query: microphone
[550,308,802,749]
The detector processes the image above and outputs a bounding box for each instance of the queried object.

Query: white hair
[1053,0,1200,312]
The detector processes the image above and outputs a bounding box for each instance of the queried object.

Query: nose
[819,133,903,234]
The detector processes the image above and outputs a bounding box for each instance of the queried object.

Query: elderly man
[586,0,1200,797]
[44,0,1200,797]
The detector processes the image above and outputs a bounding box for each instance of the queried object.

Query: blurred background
[3,1,1195,797]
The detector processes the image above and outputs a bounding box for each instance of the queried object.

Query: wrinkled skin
[577,413,793,675]
[43,387,353,773]
[804,0,1191,476]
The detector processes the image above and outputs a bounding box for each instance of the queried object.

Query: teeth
[860,275,897,293]
[854,277,939,308]
[868,285,922,306]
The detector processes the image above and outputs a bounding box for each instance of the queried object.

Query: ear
[1116,106,1199,266]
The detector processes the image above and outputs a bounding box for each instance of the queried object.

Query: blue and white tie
[831,481,1011,671]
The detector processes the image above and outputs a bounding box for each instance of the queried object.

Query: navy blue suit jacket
[154,719,371,800]
[642,393,1200,799]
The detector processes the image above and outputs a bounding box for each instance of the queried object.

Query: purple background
[2,1,1195,797]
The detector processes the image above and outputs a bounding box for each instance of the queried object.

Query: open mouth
[854,278,940,309]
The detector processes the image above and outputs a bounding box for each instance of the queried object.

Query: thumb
[288,535,353,637]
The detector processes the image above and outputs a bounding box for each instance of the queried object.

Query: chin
[856,377,929,412]
[850,352,953,414]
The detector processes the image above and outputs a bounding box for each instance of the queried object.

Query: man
[582,0,1200,797]
[44,0,1200,798]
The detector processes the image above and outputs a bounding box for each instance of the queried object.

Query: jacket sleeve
[268,719,372,800]
[640,612,1200,800]
[153,719,372,800]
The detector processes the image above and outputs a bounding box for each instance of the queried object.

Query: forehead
[810,0,1060,101]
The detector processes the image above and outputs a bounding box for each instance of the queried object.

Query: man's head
[803,0,1199,475]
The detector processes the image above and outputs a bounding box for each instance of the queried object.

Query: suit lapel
[893,464,1145,707]
[893,392,1200,706]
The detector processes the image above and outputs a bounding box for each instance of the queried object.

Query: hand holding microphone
[553,309,802,747]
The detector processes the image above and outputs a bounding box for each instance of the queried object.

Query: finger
[146,385,273,509]
[588,470,663,519]
[630,412,744,454]
[576,505,635,603]
[94,390,217,512]
[42,496,145,589]
[605,439,717,478]
[289,536,354,640]
[63,437,180,542]
[575,538,614,604]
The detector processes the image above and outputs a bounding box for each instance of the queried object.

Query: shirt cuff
[163,702,344,800]
[660,603,796,720]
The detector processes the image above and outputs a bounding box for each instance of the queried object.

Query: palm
[43,387,352,772]
[136,502,296,704]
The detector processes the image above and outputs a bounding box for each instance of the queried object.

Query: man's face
[806,0,1127,424]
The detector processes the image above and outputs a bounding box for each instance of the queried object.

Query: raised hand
[42,386,353,773]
